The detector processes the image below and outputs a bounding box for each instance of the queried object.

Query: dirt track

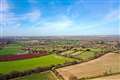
[56,53,120,80]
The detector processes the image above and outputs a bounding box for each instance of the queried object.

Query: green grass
[0,44,24,55]
[88,48,102,52]
[0,54,76,74]
[69,48,103,60]
[61,50,74,55]
[11,71,57,80]
[77,48,102,60]
[71,50,84,56]
[79,51,95,60]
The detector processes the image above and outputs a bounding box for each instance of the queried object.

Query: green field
[60,48,103,60]
[78,48,102,60]
[0,44,24,55]
[78,51,96,60]
[77,48,102,60]
[0,54,76,74]
[61,50,75,55]
[11,71,57,80]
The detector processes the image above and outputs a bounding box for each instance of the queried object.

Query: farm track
[56,53,120,80]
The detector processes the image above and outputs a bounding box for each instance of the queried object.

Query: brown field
[56,53,120,80]
[89,74,120,80]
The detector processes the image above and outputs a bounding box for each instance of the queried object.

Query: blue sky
[0,0,120,36]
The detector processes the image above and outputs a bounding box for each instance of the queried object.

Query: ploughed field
[0,54,76,74]
[56,53,120,80]
[10,71,57,80]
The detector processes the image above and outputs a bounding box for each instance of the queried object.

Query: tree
[86,49,90,51]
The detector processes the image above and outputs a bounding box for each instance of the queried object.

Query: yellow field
[89,74,120,80]
[56,53,120,80]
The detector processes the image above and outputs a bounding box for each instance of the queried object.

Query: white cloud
[13,16,74,36]
[41,18,73,31]
[0,0,18,26]
[104,9,120,21]
[0,0,9,12]
[0,0,41,25]
[0,0,18,37]
[22,9,41,22]
[78,9,120,31]
[3,23,23,36]
[0,0,74,36]
[0,0,41,36]
[1,0,118,36]
[0,12,19,26]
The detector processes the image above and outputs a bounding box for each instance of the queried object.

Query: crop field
[60,48,103,60]
[56,53,120,80]
[78,51,96,60]
[77,48,102,60]
[0,0,120,79]
[61,50,75,55]
[89,74,120,80]
[0,51,47,61]
[11,71,57,80]
[0,36,119,80]
[0,54,76,74]
[0,44,24,55]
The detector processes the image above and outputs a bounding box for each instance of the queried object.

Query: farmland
[56,53,120,80]
[11,71,57,80]
[0,36,119,80]
[89,74,120,80]
[0,43,25,55]
[0,54,76,74]
[59,48,103,60]
[0,0,120,79]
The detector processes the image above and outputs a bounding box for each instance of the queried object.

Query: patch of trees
[86,49,91,51]
[115,42,120,49]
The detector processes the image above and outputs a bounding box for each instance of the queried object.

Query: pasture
[11,71,57,80]
[0,44,24,55]
[60,48,103,60]
[56,53,120,80]
[0,54,76,74]
[0,38,119,80]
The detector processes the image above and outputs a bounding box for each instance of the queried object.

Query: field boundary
[50,70,61,80]
[52,69,64,80]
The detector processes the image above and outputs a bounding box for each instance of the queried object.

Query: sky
[0,0,120,36]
